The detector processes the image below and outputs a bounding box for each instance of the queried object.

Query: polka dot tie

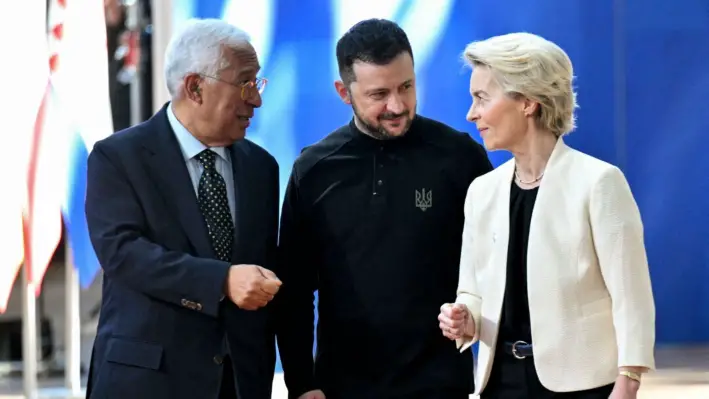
[195,149,234,262]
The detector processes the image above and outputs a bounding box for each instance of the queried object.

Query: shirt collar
[167,102,229,162]
[346,115,423,147]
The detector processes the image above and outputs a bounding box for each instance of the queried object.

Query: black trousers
[481,350,614,399]
[218,356,237,399]
[325,387,469,399]
[392,388,470,399]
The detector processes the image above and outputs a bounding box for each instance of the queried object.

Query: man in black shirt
[275,18,493,399]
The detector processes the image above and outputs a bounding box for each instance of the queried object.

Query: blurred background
[0,0,707,397]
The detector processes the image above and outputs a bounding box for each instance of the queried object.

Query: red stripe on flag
[49,54,59,73]
[51,23,63,41]
[23,82,53,287]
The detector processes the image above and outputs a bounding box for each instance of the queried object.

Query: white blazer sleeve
[589,166,656,369]
[455,182,483,352]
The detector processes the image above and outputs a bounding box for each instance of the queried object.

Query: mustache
[379,111,409,120]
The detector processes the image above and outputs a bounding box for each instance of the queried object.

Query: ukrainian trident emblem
[415,188,432,211]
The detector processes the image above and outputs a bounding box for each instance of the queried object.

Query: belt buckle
[511,340,528,359]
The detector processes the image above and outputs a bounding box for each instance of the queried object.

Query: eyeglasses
[200,75,268,100]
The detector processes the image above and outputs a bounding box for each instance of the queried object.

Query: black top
[498,181,539,343]
[274,116,493,398]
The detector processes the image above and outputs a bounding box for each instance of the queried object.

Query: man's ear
[334,80,351,104]
[184,73,204,103]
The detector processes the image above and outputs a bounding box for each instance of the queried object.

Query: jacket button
[213,355,223,365]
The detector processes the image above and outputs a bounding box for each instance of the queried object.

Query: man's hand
[298,390,325,399]
[609,374,640,399]
[438,303,474,340]
[224,265,282,310]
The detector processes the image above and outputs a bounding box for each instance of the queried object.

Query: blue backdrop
[173,0,709,369]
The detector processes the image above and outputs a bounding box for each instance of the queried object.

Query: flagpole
[65,238,82,397]
[126,0,143,126]
[151,0,173,113]
[22,262,39,399]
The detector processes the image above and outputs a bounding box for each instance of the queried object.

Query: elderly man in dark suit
[85,18,281,399]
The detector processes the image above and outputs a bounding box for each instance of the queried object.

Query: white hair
[164,18,251,97]
[463,32,578,136]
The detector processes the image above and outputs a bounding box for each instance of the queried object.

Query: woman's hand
[438,303,475,340]
[608,374,641,399]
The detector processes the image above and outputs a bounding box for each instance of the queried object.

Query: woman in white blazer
[437,33,655,399]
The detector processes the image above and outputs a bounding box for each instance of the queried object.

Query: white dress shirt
[166,102,236,222]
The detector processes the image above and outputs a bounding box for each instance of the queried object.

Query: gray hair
[463,32,578,137]
[164,18,251,98]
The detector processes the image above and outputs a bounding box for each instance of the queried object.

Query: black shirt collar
[346,115,423,148]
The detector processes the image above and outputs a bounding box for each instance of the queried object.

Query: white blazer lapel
[526,137,571,248]
[525,138,572,349]
[488,160,515,295]
[488,159,515,305]
[477,160,515,386]
[527,138,570,245]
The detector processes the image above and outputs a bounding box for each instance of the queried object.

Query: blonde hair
[463,32,578,136]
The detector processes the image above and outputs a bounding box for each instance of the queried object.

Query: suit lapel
[526,137,570,274]
[491,160,515,306]
[476,160,514,390]
[228,142,247,262]
[141,105,215,259]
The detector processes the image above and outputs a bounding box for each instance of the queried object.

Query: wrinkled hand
[608,375,640,399]
[438,303,474,340]
[224,265,282,310]
[298,389,325,399]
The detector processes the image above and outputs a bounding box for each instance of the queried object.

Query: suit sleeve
[589,166,656,370]
[459,133,493,182]
[273,168,318,398]
[260,153,280,273]
[85,141,231,318]
[471,137,494,177]
[455,181,483,352]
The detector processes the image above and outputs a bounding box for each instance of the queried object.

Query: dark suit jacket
[84,104,280,399]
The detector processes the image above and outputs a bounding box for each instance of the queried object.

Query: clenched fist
[298,389,325,399]
[224,265,282,310]
[438,303,475,341]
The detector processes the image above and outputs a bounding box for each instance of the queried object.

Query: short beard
[351,99,414,140]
